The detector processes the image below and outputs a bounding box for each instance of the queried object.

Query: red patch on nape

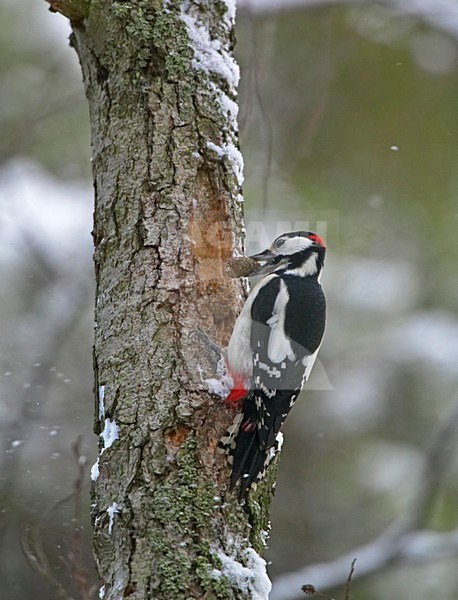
[308,233,326,248]
[224,371,247,408]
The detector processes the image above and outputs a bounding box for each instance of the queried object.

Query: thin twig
[344,559,356,600]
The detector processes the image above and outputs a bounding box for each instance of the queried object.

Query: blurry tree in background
[1,0,458,599]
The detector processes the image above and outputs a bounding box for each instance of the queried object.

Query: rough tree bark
[46,1,277,598]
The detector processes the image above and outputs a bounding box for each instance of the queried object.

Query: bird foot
[190,328,225,374]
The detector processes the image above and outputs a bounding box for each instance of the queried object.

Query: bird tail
[218,400,280,499]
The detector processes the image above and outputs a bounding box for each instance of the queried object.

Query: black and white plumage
[218,231,326,498]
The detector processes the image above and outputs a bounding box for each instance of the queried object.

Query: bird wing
[219,274,326,497]
[250,276,326,450]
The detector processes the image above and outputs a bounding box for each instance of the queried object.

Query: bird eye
[275,238,285,249]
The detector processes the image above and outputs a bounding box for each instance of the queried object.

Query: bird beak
[248,249,285,277]
[249,249,275,261]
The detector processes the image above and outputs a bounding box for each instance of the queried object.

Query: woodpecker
[218,231,326,498]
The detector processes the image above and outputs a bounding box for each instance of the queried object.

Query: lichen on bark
[49,0,278,597]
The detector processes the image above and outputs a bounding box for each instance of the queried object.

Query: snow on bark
[212,546,272,600]
[180,0,245,192]
[91,458,100,482]
[91,414,119,482]
[180,2,240,88]
[100,419,119,452]
[106,502,121,535]
[98,385,105,420]
[222,0,237,28]
[207,140,244,186]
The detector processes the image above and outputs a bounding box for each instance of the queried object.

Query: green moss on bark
[248,457,281,554]
[151,437,217,531]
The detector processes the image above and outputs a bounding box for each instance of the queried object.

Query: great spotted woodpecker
[218,231,326,498]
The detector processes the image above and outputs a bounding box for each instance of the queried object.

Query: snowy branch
[271,401,458,600]
[238,0,458,41]
[272,529,458,600]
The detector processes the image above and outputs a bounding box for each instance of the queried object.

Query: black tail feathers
[218,405,281,500]
[229,427,271,499]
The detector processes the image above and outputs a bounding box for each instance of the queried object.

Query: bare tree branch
[20,524,74,600]
[273,528,458,600]
[271,401,458,600]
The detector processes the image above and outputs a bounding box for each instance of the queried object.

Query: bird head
[248,231,326,277]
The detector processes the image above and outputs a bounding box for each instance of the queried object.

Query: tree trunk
[45,0,277,598]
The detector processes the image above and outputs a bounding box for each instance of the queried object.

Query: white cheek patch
[277,236,313,256]
[267,280,296,364]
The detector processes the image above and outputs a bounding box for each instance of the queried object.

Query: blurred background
[1,0,458,598]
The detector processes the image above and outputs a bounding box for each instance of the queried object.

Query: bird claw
[190,328,225,373]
